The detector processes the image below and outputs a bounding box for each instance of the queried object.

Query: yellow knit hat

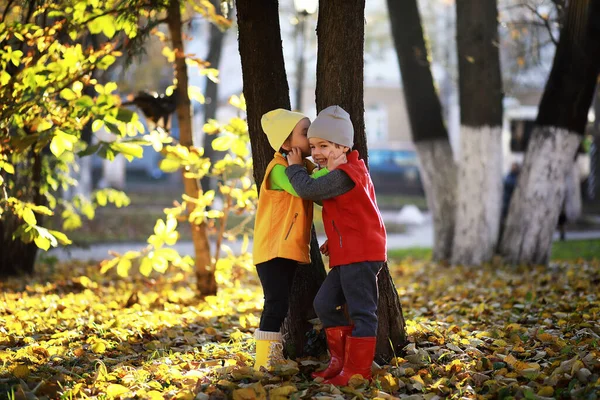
[261,109,308,151]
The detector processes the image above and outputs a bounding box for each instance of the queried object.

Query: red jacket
[322,150,387,267]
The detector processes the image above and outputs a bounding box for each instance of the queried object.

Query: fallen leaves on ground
[0,257,599,399]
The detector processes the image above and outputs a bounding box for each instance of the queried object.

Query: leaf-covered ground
[1,256,599,399]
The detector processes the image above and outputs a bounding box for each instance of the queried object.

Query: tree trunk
[0,152,43,278]
[315,0,367,161]
[500,0,600,265]
[316,0,407,362]
[452,0,504,266]
[200,0,229,194]
[236,0,326,358]
[167,0,216,296]
[386,0,457,261]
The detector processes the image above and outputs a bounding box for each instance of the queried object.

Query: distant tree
[387,0,457,261]
[500,0,600,265]
[452,0,504,266]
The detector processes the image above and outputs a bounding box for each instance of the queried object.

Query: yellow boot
[254,329,284,370]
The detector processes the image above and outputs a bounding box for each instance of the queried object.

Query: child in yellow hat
[252,108,332,369]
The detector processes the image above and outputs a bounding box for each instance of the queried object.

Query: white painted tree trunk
[452,126,503,265]
[500,127,582,265]
[415,139,457,261]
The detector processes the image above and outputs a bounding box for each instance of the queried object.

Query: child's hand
[327,151,347,170]
[319,240,329,256]
[286,147,304,165]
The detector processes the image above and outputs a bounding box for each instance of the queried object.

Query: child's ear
[281,140,291,152]
[343,146,351,153]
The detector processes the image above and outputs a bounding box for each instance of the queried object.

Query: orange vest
[253,153,314,265]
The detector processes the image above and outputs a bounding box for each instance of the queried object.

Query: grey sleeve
[285,164,355,201]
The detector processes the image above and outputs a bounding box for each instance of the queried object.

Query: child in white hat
[285,105,387,386]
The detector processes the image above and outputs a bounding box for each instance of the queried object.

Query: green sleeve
[269,165,330,196]
[269,164,299,196]
[311,167,330,178]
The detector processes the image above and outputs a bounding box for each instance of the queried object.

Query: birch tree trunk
[167,0,216,295]
[500,0,600,265]
[452,0,504,266]
[316,0,407,363]
[386,0,457,261]
[236,0,326,358]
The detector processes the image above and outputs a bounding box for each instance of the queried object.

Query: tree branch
[1,0,16,22]
[524,3,559,45]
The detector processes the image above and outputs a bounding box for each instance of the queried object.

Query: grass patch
[388,247,432,261]
[389,239,600,262]
[551,239,600,261]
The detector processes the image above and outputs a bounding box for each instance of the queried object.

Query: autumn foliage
[1,255,598,399]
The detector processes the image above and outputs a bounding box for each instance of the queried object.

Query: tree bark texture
[452,127,503,265]
[167,0,216,296]
[316,0,407,362]
[315,0,368,164]
[500,0,600,265]
[0,152,43,277]
[280,227,327,358]
[453,0,504,265]
[236,0,326,358]
[500,128,581,264]
[386,0,457,261]
[236,0,290,185]
[414,140,457,261]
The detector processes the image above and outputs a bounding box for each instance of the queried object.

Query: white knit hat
[261,109,308,151]
[307,105,354,148]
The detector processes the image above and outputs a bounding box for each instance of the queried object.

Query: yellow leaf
[116,258,132,278]
[140,257,153,277]
[268,385,297,397]
[13,364,29,379]
[410,374,425,385]
[537,333,556,343]
[504,354,518,367]
[538,386,554,396]
[205,327,217,335]
[106,384,129,398]
[377,373,399,392]
[92,341,106,354]
[146,391,164,400]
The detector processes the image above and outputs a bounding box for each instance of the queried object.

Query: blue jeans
[313,261,382,337]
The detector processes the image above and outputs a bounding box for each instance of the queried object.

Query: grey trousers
[313,261,383,337]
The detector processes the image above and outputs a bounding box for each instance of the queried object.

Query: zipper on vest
[332,220,342,247]
[285,213,298,240]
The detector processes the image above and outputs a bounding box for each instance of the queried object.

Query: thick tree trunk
[452,0,504,266]
[386,0,457,261]
[200,0,229,194]
[280,228,327,358]
[0,223,39,277]
[316,0,407,362]
[315,0,367,161]
[415,141,457,260]
[0,152,44,277]
[167,0,216,296]
[500,0,600,265]
[236,0,326,357]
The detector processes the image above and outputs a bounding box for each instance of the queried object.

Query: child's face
[309,137,349,168]
[282,118,311,157]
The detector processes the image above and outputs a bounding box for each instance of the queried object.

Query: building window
[365,104,388,144]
